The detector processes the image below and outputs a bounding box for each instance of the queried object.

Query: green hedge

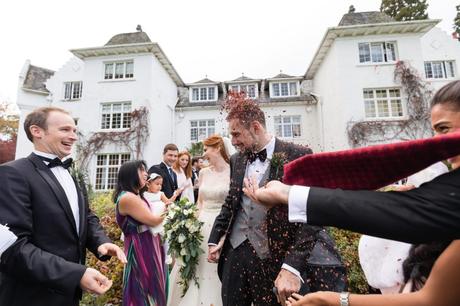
[80,193,369,305]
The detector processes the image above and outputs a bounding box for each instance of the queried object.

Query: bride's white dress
[168,166,229,306]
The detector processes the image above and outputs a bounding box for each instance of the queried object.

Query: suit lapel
[268,138,287,181]
[233,153,248,201]
[29,153,79,235]
[161,162,175,187]
[71,175,86,237]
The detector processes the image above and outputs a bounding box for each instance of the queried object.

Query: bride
[168,134,233,306]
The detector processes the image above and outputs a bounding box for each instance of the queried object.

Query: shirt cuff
[288,185,310,223]
[208,243,217,246]
[281,264,304,283]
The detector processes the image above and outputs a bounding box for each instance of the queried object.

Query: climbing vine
[75,107,150,172]
[347,61,433,147]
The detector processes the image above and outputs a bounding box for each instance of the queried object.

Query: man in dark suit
[148,143,179,198]
[191,156,203,201]
[244,80,460,245]
[208,98,345,306]
[0,107,126,306]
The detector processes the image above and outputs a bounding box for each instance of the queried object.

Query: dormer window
[229,84,257,98]
[63,81,82,101]
[358,41,397,64]
[270,81,299,98]
[104,61,134,80]
[190,86,217,102]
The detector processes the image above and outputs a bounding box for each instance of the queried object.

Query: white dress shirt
[34,151,80,233]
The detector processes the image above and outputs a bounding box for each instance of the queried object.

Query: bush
[80,192,124,306]
[329,228,369,294]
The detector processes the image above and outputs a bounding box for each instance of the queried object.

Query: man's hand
[243,179,291,208]
[207,237,225,263]
[80,268,113,295]
[286,292,338,306]
[275,269,302,306]
[97,243,127,264]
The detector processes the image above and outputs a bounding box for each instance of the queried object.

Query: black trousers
[220,240,279,306]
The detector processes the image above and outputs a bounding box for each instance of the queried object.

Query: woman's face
[138,167,148,189]
[179,154,190,169]
[203,145,220,163]
[431,103,460,169]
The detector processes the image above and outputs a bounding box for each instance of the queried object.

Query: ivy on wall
[347,61,433,147]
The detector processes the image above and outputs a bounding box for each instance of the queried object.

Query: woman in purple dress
[114,160,168,306]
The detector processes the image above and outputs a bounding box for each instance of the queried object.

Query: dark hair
[163,143,179,154]
[24,107,70,142]
[430,80,460,111]
[113,160,147,202]
[192,156,202,165]
[224,91,266,128]
[402,241,451,292]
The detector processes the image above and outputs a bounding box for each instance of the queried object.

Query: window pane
[363,89,374,99]
[208,127,215,135]
[200,88,207,100]
[292,124,301,137]
[385,42,396,61]
[121,154,131,163]
[388,89,400,98]
[274,116,282,124]
[113,103,122,112]
[198,128,207,140]
[97,155,107,165]
[371,43,383,62]
[104,64,113,79]
[376,89,387,98]
[275,124,282,137]
[125,62,134,78]
[115,63,124,79]
[190,127,197,141]
[289,82,297,96]
[231,85,238,92]
[248,85,256,98]
[72,82,82,99]
[107,168,118,189]
[192,88,199,101]
[377,100,389,117]
[364,100,376,118]
[109,154,119,165]
[292,116,301,123]
[95,167,106,190]
[358,43,371,63]
[101,114,111,129]
[432,62,443,78]
[64,83,72,100]
[199,120,206,127]
[281,83,289,96]
[282,116,291,124]
[446,61,455,78]
[190,121,197,127]
[112,113,121,128]
[208,120,215,126]
[123,103,132,112]
[273,83,280,96]
[391,99,403,117]
[208,87,215,100]
[424,62,433,78]
[283,125,292,137]
[123,113,131,128]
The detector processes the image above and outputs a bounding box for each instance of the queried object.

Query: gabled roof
[338,11,395,26]
[70,32,184,87]
[305,17,440,79]
[105,31,151,45]
[187,78,219,86]
[267,73,303,81]
[226,75,261,84]
[22,65,54,94]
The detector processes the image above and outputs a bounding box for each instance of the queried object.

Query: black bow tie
[38,155,73,169]
[247,149,267,163]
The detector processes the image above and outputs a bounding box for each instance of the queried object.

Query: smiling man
[0,107,126,306]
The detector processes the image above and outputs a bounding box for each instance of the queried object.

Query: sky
[0,0,458,107]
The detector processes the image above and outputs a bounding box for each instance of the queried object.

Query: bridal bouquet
[164,198,204,296]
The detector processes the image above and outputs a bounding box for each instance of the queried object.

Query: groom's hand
[275,269,301,306]
[207,245,221,263]
[243,179,290,208]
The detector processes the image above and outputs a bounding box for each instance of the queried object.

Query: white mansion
[15,11,460,190]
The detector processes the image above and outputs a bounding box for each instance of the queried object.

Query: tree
[0,101,19,164]
[380,0,428,21]
[455,4,460,39]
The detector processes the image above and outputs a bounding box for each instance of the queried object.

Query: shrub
[329,228,369,294]
[80,192,124,306]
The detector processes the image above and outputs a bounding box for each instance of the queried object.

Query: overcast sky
[0,0,457,105]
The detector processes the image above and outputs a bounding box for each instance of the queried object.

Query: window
[190,86,217,102]
[63,81,82,100]
[95,153,131,190]
[270,82,299,97]
[358,42,397,64]
[363,88,403,119]
[190,119,215,142]
[229,84,257,98]
[274,115,301,138]
[101,102,132,129]
[104,61,134,80]
[424,61,456,79]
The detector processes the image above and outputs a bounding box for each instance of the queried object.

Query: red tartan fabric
[283,132,460,190]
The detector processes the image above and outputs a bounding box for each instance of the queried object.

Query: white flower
[180,248,187,256]
[178,234,186,243]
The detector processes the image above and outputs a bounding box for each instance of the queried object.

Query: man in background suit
[0,107,126,306]
[148,143,179,198]
[191,156,203,201]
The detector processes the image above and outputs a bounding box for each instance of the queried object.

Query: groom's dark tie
[247,149,267,163]
[283,132,460,190]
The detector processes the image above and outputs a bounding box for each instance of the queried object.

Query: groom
[208,96,345,306]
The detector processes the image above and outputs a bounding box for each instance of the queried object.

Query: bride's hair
[203,135,230,164]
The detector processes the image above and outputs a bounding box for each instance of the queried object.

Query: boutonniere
[270,152,288,179]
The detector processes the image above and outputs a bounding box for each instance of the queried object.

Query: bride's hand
[207,236,225,263]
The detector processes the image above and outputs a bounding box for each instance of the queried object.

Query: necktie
[168,167,177,186]
[247,149,267,163]
[38,155,73,169]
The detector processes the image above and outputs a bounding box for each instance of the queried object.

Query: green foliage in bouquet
[164,198,204,297]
